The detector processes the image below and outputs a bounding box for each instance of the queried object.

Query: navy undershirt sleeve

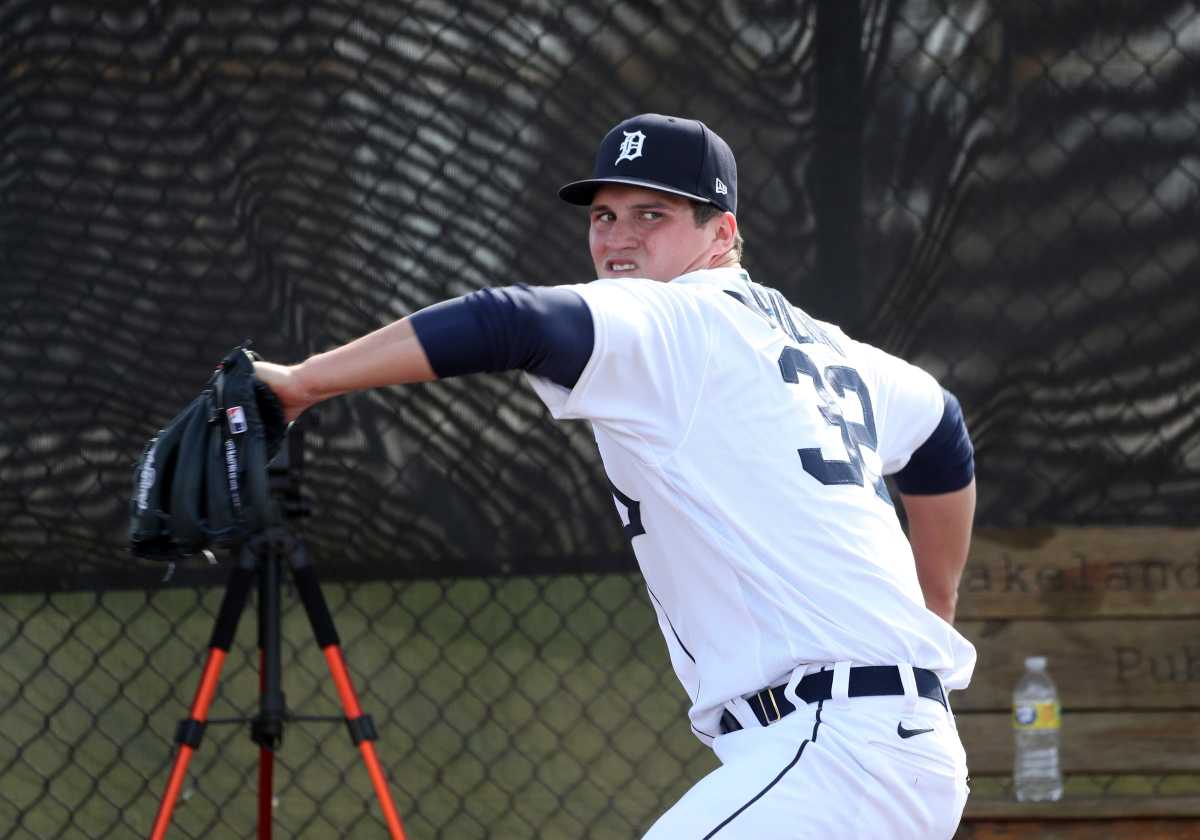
[893,388,975,494]
[408,285,595,389]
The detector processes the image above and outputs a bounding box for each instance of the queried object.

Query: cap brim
[558,177,713,207]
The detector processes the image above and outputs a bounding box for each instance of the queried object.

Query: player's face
[588,185,730,282]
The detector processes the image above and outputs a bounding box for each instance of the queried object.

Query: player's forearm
[302,319,439,398]
[900,479,976,624]
[295,318,437,405]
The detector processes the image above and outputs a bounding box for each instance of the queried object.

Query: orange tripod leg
[291,556,408,840]
[149,561,255,840]
[148,648,231,840]
[325,646,408,840]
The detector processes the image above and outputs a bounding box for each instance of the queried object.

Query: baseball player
[254,113,977,838]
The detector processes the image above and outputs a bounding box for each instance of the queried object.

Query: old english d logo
[615,130,645,164]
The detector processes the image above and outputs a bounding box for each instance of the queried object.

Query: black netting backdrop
[2,1,1198,837]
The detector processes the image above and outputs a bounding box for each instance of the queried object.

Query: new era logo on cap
[559,113,738,214]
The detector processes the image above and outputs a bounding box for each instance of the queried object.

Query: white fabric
[782,663,808,711]
[830,661,852,706]
[526,267,977,744]
[726,695,760,733]
[641,695,969,839]
[898,662,921,716]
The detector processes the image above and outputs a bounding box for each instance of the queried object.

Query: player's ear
[722,211,738,242]
[710,211,738,257]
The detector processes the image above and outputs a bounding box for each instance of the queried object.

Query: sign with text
[957,527,1200,620]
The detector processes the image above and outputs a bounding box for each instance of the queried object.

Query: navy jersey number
[778,347,891,504]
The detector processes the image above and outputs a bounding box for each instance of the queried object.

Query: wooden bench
[950,527,1200,839]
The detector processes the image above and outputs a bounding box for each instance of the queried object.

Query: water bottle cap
[1025,656,1047,671]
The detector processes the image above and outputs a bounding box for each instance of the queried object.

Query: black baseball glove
[129,343,288,561]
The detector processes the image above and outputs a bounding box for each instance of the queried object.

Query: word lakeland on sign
[958,527,1200,616]
[962,550,1200,595]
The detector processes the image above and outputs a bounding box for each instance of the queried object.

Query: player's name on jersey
[955,526,1200,619]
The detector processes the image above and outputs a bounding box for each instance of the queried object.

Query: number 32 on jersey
[778,346,891,504]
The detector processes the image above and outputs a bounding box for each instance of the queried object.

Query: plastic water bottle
[1012,655,1063,802]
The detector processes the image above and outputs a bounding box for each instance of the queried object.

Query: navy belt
[720,666,946,734]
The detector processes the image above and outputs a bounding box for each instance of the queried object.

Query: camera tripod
[148,428,407,840]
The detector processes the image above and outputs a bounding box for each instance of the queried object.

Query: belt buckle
[756,688,783,725]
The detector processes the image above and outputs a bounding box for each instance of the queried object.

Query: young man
[254,114,976,838]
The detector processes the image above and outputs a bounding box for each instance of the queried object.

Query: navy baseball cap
[559,114,737,214]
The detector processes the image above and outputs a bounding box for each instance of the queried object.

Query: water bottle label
[1013,701,1061,730]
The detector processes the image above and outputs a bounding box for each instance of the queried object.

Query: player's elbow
[925,591,958,624]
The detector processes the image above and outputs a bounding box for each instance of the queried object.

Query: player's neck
[708,252,741,271]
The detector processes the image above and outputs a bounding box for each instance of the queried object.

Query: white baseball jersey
[526,267,977,744]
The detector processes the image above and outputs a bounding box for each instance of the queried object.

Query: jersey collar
[671,266,752,295]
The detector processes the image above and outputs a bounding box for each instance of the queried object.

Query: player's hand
[252,360,315,424]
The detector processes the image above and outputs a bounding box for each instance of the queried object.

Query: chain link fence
[2,0,1198,837]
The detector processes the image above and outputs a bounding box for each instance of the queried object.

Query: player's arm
[253,286,594,423]
[893,389,976,624]
[900,480,975,624]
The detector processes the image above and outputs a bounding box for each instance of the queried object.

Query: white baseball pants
[642,692,969,839]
